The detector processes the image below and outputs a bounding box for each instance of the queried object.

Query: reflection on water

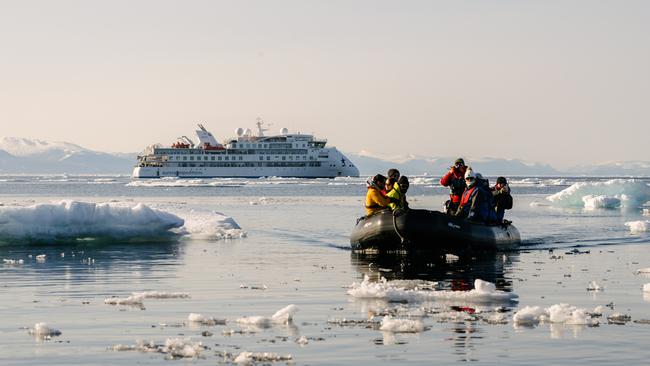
[0,241,185,297]
[350,250,517,292]
[350,250,518,361]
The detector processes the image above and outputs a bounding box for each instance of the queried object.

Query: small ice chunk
[379,316,424,333]
[111,344,137,351]
[36,254,46,262]
[548,304,595,325]
[234,351,292,364]
[29,322,61,338]
[271,304,299,324]
[587,281,604,291]
[514,304,598,326]
[643,208,650,216]
[643,284,650,293]
[636,268,650,274]
[445,254,459,263]
[626,220,649,233]
[236,304,299,328]
[104,295,144,306]
[3,258,24,265]
[592,306,605,315]
[188,313,226,326]
[162,338,202,358]
[513,306,547,325]
[607,313,631,324]
[474,279,496,293]
[296,336,309,345]
[133,291,190,299]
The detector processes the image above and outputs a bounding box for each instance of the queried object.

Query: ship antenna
[256,117,269,137]
[198,123,208,132]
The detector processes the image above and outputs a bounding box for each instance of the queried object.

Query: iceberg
[546,179,650,208]
[0,200,184,242]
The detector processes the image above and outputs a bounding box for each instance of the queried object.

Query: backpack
[500,193,513,210]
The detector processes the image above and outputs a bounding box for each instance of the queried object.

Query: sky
[0,0,648,169]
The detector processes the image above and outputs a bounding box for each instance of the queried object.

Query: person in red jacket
[440,158,467,214]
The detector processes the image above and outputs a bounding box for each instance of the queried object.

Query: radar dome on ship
[244,128,252,136]
[280,127,289,135]
[236,127,244,136]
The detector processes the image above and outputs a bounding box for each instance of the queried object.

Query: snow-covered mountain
[348,152,560,177]
[0,137,135,174]
[0,137,647,176]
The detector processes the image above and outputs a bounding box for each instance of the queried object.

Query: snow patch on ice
[626,220,649,233]
[347,276,517,304]
[546,179,650,208]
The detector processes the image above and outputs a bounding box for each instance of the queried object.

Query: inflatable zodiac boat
[350,209,521,252]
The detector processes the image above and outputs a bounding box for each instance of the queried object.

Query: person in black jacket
[491,176,513,222]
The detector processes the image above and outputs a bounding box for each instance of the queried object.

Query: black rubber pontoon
[350,209,521,252]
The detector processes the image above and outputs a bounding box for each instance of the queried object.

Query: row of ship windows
[164,162,323,168]
[168,155,327,161]
[162,149,310,155]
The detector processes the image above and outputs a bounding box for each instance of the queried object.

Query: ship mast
[256,117,269,137]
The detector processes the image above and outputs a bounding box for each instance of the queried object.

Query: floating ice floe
[636,268,650,274]
[104,291,190,307]
[379,316,424,333]
[546,179,650,208]
[513,304,599,326]
[0,200,184,242]
[188,313,226,326]
[236,305,299,328]
[111,338,204,358]
[29,322,61,338]
[626,220,649,233]
[643,284,650,293]
[234,351,293,365]
[642,208,650,216]
[176,210,246,239]
[347,276,517,304]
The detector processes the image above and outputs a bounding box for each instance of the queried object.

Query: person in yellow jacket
[365,174,391,216]
[386,176,409,211]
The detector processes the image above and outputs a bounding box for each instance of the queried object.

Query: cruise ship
[132,120,359,178]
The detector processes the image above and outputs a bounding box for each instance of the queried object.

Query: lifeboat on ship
[350,209,521,252]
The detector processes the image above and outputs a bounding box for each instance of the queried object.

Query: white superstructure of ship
[132,119,359,178]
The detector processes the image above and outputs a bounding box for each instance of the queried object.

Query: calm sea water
[1,175,649,365]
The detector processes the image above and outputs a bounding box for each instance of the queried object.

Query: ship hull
[132,165,359,178]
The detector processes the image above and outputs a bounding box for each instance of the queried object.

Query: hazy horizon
[1,1,648,170]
